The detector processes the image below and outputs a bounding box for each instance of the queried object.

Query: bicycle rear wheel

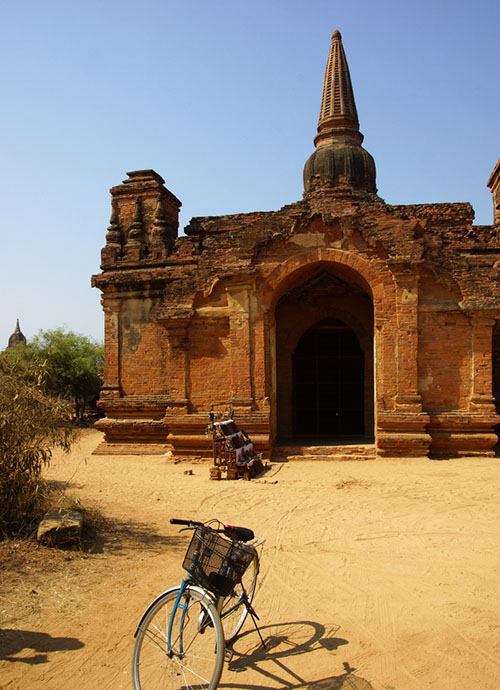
[132,587,225,690]
[219,554,259,643]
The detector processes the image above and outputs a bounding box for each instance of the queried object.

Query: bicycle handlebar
[170,518,255,543]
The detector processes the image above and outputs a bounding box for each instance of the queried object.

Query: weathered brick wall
[119,298,168,395]
[492,321,500,411]
[418,310,471,410]
[188,318,231,411]
[92,170,500,457]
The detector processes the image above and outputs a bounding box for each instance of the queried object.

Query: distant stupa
[7,319,27,349]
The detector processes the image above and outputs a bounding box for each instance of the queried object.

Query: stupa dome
[303,30,377,196]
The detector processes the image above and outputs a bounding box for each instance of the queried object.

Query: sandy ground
[1,429,500,690]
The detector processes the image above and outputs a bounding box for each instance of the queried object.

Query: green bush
[26,328,104,418]
[0,353,76,533]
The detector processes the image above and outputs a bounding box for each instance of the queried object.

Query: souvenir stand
[208,418,264,480]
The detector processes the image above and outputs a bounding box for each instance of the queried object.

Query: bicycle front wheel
[219,554,259,643]
[132,587,225,690]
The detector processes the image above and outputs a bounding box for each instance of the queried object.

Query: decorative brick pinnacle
[126,197,145,245]
[105,198,122,246]
[315,29,363,148]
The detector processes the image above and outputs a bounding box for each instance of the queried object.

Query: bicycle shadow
[228,620,346,667]
[220,620,374,690]
[0,629,84,665]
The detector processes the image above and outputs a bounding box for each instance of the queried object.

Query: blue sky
[1,0,499,347]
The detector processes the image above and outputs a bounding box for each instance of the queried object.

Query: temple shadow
[81,518,186,555]
[46,479,85,492]
[0,629,84,665]
[42,478,188,556]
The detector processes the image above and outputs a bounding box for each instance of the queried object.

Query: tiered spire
[151,193,172,256]
[303,30,377,196]
[316,30,361,148]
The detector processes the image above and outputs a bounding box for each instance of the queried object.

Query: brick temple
[92,30,500,459]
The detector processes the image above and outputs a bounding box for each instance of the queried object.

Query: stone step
[272,444,376,461]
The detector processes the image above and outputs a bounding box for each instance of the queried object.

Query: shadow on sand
[222,620,374,690]
[0,629,84,665]
[80,517,186,555]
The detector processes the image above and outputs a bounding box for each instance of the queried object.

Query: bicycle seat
[224,525,254,542]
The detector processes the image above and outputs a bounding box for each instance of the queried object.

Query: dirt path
[1,429,500,689]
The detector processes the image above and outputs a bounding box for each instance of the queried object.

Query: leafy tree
[0,353,76,532]
[25,328,104,417]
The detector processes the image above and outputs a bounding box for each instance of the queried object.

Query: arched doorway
[293,320,364,438]
[275,268,373,443]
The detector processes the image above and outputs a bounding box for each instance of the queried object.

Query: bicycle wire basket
[182,527,256,597]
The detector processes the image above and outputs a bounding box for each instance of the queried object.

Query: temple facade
[92,31,500,459]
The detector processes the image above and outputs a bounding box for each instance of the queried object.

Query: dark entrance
[293,320,364,438]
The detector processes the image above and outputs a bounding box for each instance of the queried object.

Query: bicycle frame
[217,591,244,618]
[134,573,253,652]
[167,575,224,653]
[167,575,254,649]
[167,578,191,654]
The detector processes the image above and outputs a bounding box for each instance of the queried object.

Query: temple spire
[315,30,362,148]
[303,30,377,197]
[7,319,27,349]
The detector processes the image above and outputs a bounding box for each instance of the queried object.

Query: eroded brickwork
[92,184,500,458]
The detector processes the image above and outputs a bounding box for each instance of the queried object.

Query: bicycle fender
[133,584,216,637]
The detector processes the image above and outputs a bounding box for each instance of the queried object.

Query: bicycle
[131,517,265,690]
